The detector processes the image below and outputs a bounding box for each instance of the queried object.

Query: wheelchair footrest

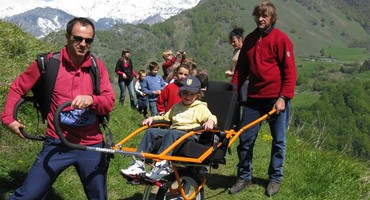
[120,172,163,187]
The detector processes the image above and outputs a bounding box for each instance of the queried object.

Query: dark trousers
[137,128,187,155]
[136,95,148,117]
[8,137,107,200]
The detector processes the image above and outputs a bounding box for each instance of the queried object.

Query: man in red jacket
[229,1,297,197]
[1,17,115,200]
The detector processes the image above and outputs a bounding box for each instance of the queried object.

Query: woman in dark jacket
[115,48,138,108]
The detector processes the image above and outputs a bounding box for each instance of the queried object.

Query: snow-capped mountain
[0,0,201,38]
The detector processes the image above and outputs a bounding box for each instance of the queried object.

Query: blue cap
[179,76,201,92]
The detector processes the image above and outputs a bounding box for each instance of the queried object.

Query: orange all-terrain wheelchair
[15,80,275,200]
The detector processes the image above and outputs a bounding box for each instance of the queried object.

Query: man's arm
[276,34,297,99]
[1,61,40,137]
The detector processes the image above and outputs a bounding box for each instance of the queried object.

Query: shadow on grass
[115,173,270,199]
[118,192,145,200]
[118,193,156,200]
[204,173,269,198]
[0,170,63,200]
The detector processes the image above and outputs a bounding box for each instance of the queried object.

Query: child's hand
[142,117,154,126]
[225,70,233,77]
[152,90,161,95]
[203,119,215,130]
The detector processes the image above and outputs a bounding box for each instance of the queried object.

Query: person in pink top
[1,17,115,200]
[156,64,190,115]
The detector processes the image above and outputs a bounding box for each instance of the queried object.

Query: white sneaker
[146,160,171,180]
[120,159,145,175]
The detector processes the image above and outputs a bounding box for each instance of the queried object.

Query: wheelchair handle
[54,101,87,150]
[13,97,45,141]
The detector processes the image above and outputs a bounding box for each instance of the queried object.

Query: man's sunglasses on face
[71,35,94,44]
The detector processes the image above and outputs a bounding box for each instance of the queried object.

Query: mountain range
[0,0,201,38]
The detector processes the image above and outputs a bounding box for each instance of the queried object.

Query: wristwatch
[278,95,287,101]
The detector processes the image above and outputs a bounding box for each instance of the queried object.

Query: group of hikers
[115,47,208,118]
[1,1,297,199]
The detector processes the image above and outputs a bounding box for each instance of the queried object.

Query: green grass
[292,91,320,108]
[323,47,369,61]
[1,102,369,199]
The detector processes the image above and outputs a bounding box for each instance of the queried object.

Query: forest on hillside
[293,77,370,158]
[296,0,370,33]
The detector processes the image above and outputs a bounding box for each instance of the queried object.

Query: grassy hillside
[1,100,369,199]
[328,0,370,33]
[0,21,57,104]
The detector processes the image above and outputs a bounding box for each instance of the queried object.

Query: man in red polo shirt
[1,17,114,200]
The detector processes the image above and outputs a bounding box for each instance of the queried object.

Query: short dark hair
[148,61,159,70]
[66,17,95,38]
[122,48,131,56]
[229,27,244,41]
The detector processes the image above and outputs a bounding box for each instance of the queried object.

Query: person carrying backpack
[1,17,115,200]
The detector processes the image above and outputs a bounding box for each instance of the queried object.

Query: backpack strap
[89,54,100,95]
[89,55,113,147]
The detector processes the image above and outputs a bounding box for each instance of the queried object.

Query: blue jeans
[118,80,136,108]
[137,128,187,155]
[8,137,107,200]
[137,95,148,116]
[149,101,158,116]
[237,98,290,183]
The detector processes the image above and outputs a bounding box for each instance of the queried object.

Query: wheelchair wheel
[155,170,204,200]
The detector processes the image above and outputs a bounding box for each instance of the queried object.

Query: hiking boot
[228,178,253,194]
[266,181,280,197]
[120,159,145,175]
[146,160,171,180]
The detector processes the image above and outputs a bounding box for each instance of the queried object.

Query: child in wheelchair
[121,75,217,180]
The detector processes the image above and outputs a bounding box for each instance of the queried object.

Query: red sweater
[1,47,115,145]
[156,82,181,114]
[232,27,297,99]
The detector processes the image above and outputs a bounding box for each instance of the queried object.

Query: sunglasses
[71,35,94,44]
